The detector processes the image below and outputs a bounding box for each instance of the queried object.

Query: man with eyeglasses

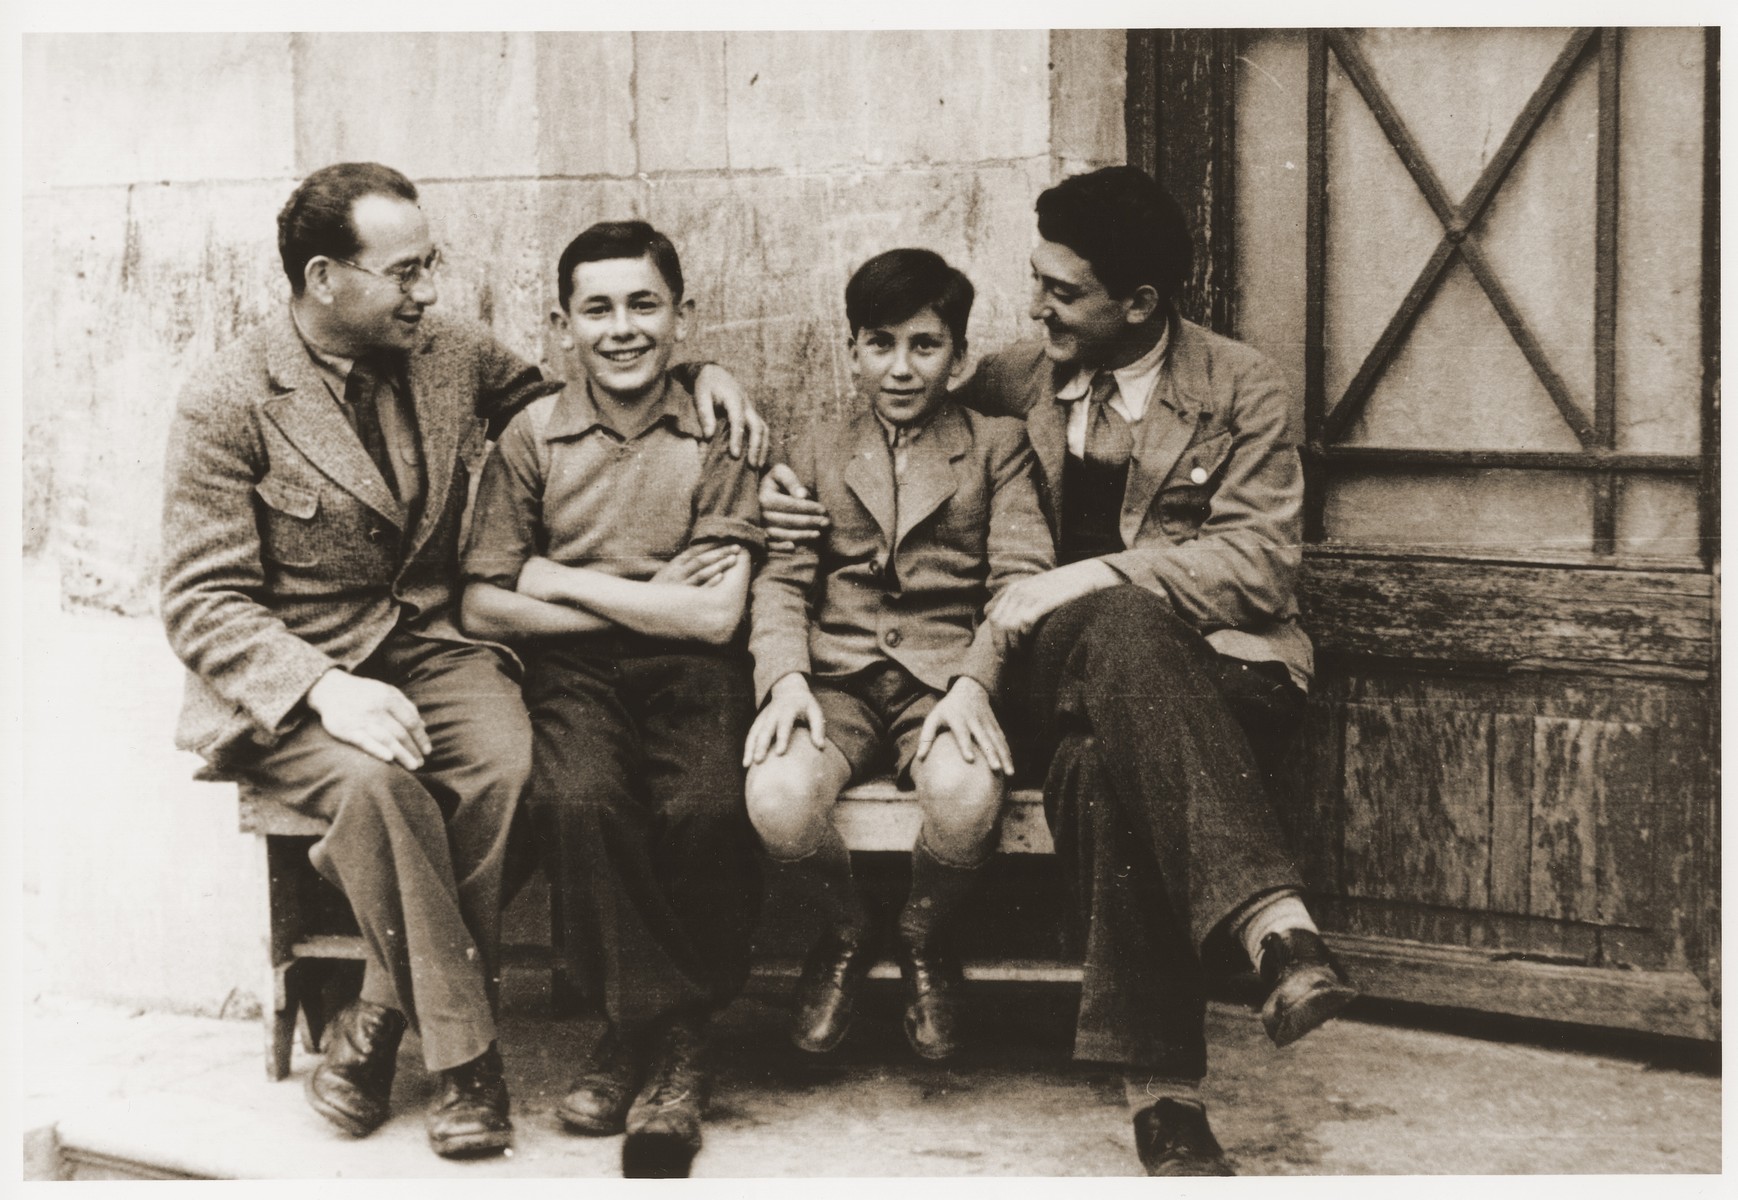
[160,162,766,1158]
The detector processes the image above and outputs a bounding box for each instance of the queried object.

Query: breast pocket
[1157,431,1233,540]
[254,474,323,567]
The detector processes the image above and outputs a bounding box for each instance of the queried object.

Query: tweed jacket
[160,306,558,768]
[749,403,1054,704]
[959,318,1314,689]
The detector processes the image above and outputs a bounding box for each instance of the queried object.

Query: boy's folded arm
[520,547,752,644]
[459,579,613,640]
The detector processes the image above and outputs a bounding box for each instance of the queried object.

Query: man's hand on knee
[985,559,1125,646]
[306,669,432,770]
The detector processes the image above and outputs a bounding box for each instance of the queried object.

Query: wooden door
[1133,27,1717,1039]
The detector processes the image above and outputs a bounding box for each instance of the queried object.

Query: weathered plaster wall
[21,30,1124,1013]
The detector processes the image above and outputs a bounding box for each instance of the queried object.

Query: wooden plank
[289,935,367,960]
[1528,718,1602,922]
[1341,702,1492,909]
[1594,722,1657,928]
[1489,714,1534,914]
[755,958,1083,986]
[239,794,326,837]
[1314,897,1599,965]
[1300,552,1714,670]
[834,786,1051,854]
[1323,932,1718,1042]
[1527,718,1655,926]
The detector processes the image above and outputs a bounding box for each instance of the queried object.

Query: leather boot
[426,1044,513,1159]
[304,999,406,1137]
[1258,928,1358,1047]
[1133,1099,1236,1176]
[894,840,983,1061]
[790,924,877,1054]
[558,1025,640,1135]
[773,824,873,1053]
[622,1016,709,1178]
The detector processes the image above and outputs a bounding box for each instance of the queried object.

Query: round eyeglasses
[329,247,444,294]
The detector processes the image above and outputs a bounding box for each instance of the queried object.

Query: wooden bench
[239,782,1051,1079]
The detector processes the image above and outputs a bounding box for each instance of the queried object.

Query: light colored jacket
[160,307,556,769]
[961,318,1314,688]
[749,404,1054,703]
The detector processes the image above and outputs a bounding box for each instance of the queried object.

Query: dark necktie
[1083,370,1133,466]
[344,361,398,499]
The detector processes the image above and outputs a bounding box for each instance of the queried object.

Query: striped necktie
[1083,370,1133,466]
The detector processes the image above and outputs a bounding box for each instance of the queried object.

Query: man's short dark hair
[1035,165,1193,306]
[277,162,419,296]
[557,220,685,311]
[845,248,975,351]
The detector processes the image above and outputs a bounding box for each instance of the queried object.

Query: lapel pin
[1190,466,1208,485]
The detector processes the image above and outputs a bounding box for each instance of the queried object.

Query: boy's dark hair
[557,220,685,311]
[845,248,975,351]
[277,162,419,296]
[1035,165,1193,307]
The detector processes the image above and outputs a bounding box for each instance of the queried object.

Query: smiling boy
[745,249,1053,1060]
[761,169,1357,1176]
[459,221,763,1178]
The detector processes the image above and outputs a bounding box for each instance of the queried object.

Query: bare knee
[913,741,1005,859]
[745,756,838,858]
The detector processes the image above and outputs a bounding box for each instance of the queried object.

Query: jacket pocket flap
[255,475,319,519]
[1169,430,1233,486]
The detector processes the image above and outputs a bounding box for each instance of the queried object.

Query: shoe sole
[556,1102,628,1137]
[902,1011,960,1062]
[622,1131,700,1178]
[790,1009,852,1055]
[1263,981,1359,1048]
[428,1128,513,1159]
[303,1072,384,1139]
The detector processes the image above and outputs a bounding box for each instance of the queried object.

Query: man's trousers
[522,640,761,1038]
[1016,585,1307,1079]
[234,632,531,1072]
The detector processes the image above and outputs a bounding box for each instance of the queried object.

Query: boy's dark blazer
[749,403,1054,703]
[960,317,1314,687]
[160,306,555,770]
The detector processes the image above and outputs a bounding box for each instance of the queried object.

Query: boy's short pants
[812,660,942,786]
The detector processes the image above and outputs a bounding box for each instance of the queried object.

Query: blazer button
[884,628,902,648]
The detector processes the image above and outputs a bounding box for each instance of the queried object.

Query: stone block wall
[21,30,1124,1014]
[25,29,1125,616]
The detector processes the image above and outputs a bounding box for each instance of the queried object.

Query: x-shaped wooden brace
[1321,28,1603,448]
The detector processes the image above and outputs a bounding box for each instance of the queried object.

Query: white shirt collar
[1055,321,1171,413]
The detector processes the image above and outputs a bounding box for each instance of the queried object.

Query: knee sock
[771,821,867,936]
[1124,1072,1203,1112]
[1233,889,1318,971]
[897,835,985,952]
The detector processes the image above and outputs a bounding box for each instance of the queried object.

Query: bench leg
[299,959,363,1054]
[262,835,305,1080]
[268,961,297,1081]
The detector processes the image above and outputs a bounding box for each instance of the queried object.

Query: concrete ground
[22,973,1721,1179]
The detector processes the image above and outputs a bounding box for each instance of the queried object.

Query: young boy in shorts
[745,248,1054,1061]
[460,221,762,1177]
